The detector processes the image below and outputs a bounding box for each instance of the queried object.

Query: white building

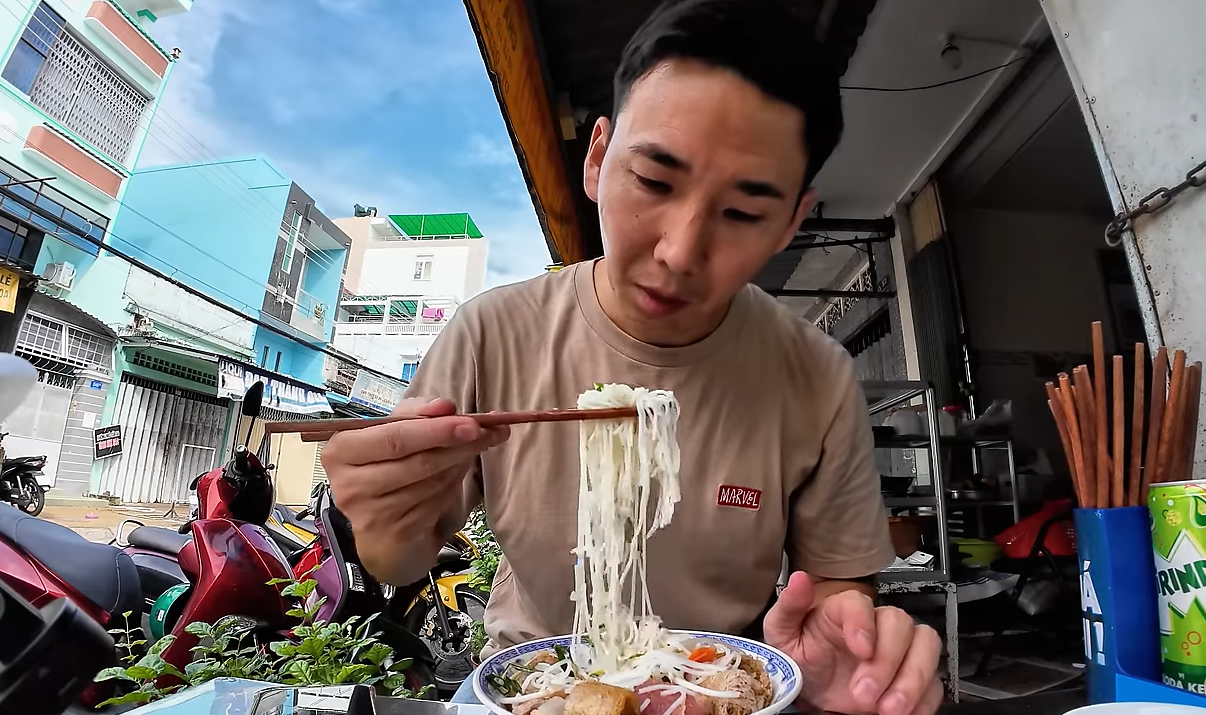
[329,212,488,380]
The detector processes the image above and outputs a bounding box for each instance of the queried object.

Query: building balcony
[289,289,333,341]
[23,125,125,201]
[83,1,172,86]
[333,320,446,338]
[115,0,193,22]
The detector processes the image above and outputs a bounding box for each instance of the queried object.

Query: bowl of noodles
[476,385,801,715]
[473,631,802,715]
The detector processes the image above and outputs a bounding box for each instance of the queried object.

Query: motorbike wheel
[18,477,44,516]
[403,586,488,695]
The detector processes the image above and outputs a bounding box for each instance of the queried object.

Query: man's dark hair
[613,0,844,189]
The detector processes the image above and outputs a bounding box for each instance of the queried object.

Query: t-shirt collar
[574,258,752,368]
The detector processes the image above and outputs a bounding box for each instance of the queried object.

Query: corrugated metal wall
[98,375,228,503]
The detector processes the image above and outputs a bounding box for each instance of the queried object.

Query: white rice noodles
[497,385,743,709]
[572,384,680,676]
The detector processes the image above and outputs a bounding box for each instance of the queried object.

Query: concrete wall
[948,207,1123,461]
[1044,0,1206,475]
[949,209,1116,355]
[252,328,325,388]
[56,369,108,496]
[109,156,291,316]
[358,239,486,301]
[331,216,371,294]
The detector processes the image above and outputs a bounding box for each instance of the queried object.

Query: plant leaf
[124,665,158,680]
[184,622,212,637]
[94,667,135,683]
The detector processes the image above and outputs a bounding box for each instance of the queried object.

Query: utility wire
[841,56,1028,92]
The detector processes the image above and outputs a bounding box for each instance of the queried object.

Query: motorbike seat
[0,503,140,617]
[275,504,315,533]
[128,525,191,555]
[4,456,44,466]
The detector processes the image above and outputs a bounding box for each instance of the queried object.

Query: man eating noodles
[323,0,943,713]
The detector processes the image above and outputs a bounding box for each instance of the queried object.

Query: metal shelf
[874,435,1012,450]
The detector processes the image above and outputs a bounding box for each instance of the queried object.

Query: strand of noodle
[571,385,681,674]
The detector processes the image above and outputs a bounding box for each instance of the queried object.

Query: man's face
[584,59,815,346]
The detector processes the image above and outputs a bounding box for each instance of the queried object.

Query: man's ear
[778,188,819,252]
[583,116,611,203]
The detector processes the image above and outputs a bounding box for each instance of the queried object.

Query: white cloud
[460,133,517,167]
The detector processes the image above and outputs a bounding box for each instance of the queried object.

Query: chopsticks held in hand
[265,407,640,443]
[1046,322,1203,509]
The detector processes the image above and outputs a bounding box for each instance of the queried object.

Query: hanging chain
[1105,158,1206,246]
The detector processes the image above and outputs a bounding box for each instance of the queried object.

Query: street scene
[1,1,1205,715]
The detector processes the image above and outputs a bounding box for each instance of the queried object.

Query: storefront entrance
[96,374,228,503]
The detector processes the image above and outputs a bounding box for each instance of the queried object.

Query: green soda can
[1150,480,1206,693]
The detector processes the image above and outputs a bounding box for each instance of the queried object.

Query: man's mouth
[636,285,689,316]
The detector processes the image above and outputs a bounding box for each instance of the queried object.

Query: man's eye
[634,174,671,194]
[723,208,762,223]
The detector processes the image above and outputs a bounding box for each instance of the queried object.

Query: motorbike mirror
[242,381,265,450]
[0,354,37,424]
[242,381,265,417]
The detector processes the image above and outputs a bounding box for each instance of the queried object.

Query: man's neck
[592,259,729,347]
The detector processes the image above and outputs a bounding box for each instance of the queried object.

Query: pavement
[40,502,189,543]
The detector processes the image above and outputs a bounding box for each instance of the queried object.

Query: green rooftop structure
[389,213,483,239]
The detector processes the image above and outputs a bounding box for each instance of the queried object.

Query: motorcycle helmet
[149,583,190,641]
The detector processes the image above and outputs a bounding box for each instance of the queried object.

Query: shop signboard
[93,424,122,459]
[0,265,18,313]
[349,370,405,416]
[217,359,332,415]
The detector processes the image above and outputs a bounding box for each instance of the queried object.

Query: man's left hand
[763,572,943,715]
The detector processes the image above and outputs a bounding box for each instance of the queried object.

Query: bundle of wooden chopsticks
[1047,321,1203,509]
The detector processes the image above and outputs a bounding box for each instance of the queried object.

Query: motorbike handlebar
[232,446,250,475]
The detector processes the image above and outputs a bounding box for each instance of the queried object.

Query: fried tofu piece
[737,656,771,703]
[697,665,770,715]
[564,682,641,715]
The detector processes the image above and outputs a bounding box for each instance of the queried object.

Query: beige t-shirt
[405,260,893,649]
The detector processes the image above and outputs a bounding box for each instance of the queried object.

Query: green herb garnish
[554,644,570,662]
[593,383,604,391]
[487,673,522,697]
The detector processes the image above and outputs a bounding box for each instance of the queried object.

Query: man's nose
[652,207,709,275]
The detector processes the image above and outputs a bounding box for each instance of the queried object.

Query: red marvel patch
[717,484,762,511]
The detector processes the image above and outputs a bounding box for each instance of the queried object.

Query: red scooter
[114,382,296,676]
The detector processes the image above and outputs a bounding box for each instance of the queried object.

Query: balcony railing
[334,321,446,337]
[290,289,332,340]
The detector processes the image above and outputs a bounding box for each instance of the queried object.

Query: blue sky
[141,0,550,288]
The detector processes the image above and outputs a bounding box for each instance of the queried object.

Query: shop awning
[119,339,334,416]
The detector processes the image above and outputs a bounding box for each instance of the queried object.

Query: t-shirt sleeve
[402,305,484,535]
[786,354,894,580]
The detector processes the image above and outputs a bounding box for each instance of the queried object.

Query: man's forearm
[811,576,878,604]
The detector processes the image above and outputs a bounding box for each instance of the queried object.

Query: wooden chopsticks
[1047,322,1203,508]
[264,407,640,443]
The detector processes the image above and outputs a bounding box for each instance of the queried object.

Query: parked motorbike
[115,391,436,694]
[110,382,296,679]
[0,354,137,707]
[286,480,487,694]
[0,432,51,516]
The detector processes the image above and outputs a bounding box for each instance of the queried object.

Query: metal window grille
[27,30,150,164]
[66,326,112,367]
[16,313,63,353]
[17,312,113,369]
[129,352,217,387]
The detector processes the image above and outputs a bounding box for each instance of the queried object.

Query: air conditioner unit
[41,261,75,290]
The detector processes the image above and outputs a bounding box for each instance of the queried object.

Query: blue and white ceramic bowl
[473,631,803,715]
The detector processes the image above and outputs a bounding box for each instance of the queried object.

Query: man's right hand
[321,397,510,586]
